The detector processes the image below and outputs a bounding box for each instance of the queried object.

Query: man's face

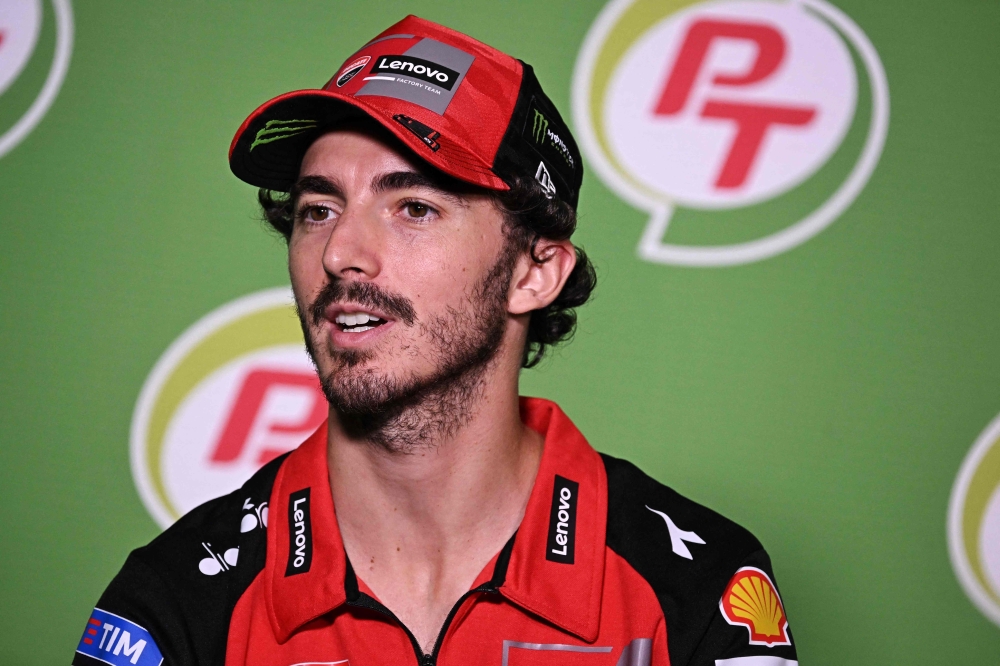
[288,125,517,444]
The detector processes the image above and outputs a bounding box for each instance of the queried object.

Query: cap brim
[229,89,508,193]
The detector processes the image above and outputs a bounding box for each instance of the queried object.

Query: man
[75,16,798,666]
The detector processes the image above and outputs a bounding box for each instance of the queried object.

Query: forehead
[299,124,420,178]
[296,123,495,206]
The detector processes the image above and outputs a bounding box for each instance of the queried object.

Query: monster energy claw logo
[250,119,318,151]
[532,109,549,145]
[530,108,575,170]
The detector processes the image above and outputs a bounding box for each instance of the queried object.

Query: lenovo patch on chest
[546,475,578,564]
[285,488,313,576]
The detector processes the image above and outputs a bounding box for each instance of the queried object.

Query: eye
[404,201,431,218]
[296,204,336,225]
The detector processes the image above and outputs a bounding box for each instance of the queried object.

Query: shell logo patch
[719,566,791,647]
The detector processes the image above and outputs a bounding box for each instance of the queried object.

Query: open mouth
[334,311,389,334]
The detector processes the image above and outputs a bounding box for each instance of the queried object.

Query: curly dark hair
[258,174,596,368]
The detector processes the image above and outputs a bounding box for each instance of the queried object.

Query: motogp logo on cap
[573,0,889,266]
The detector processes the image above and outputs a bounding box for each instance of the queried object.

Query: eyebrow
[371,170,469,207]
[290,169,471,209]
[291,175,344,207]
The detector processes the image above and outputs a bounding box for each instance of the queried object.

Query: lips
[321,303,395,348]
[332,309,386,333]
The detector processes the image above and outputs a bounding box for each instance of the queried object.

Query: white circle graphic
[606,0,856,209]
[162,345,319,517]
[0,1,42,97]
[948,412,1000,626]
[0,0,73,160]
[130,288,326,528]
[573,0,890,266]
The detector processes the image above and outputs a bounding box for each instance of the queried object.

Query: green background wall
[1,0,999,663]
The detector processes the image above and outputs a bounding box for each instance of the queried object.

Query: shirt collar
[497,397,607,642]
[264,422,346,644]
[264,397,607,644]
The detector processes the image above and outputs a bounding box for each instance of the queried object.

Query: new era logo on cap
[229,15,583,208]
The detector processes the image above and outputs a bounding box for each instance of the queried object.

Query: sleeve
[686,549,798,666]
[72,554,194,666]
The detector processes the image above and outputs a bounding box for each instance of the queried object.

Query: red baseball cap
[229,15,583,209]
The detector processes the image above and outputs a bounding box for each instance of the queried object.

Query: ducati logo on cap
[336,56,371,87]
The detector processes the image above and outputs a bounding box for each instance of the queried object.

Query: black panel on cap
[492,62,584,210]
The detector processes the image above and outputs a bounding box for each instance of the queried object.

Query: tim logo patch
[76,608,164,666]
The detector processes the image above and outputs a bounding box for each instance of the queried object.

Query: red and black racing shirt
[74,398,798,666]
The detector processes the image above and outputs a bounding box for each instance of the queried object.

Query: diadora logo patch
[131,288,326,528]
[355,38,474,115]
[197,497,266,575]
[336,55,371,87]
[286,488,313,575]
[646,506,705,560]
[199,541,239,576]
[546,475,578,564]
[241,496,269,533]
[573,0,888,266]
[0,0,73,162]
[720,567,791,647]
[76,608,164,666]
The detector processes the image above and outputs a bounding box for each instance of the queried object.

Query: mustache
[308,278,417,327]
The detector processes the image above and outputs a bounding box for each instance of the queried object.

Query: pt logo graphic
[0,0,73,160]
[573,0,889,266]
[131,288,327,527]
[948,412,1000,627]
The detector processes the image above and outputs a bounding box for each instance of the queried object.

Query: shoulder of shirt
[125,453,287,626]
[600,453,767,661]
[133,450,288,572]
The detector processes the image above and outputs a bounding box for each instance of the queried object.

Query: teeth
[345,325,374,333]
[334,311,383,327]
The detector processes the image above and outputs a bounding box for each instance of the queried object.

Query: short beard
[297,239,519,453]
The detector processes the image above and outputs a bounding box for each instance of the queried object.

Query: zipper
[346,582,498,666]
[342,536,515,666]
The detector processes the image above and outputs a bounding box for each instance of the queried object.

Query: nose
[321,203,382,280]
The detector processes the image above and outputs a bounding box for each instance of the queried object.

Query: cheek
[287,232,327,298]
[385,235,493,307]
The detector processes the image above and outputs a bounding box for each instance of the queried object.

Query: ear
[508,239,577,315]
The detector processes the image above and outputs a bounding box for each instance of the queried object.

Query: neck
[325,354,543,652]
